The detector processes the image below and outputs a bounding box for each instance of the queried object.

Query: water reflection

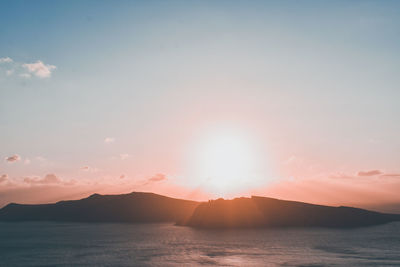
[0,222,399,266]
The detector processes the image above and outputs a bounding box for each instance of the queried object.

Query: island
[1,192,399,228]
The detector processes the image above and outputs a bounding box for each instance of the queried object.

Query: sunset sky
[1,1,400,210]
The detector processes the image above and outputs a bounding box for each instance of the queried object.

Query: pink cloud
[0,174,8,183]
[5,154,21,163]
[148,173,167,182]
[24,174,61,185]
[81,166,99,172]
[22,60,56,78]
[358,170,383,176]
[380,173,400,178]
[120,153,130,160]
[104,137,115,144]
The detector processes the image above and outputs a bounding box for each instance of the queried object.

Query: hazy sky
[1,1,400,208]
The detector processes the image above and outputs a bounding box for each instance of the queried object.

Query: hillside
[1,192,399,228]
[181,196,400,228]
[0,192,199,223]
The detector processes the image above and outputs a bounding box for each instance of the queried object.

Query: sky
[1,0,400,210]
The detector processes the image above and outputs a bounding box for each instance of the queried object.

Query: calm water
[0,222,399,267]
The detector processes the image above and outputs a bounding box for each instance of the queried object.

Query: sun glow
[186,126,268,196]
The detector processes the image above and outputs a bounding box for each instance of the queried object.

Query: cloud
[63,179,77,186]
[35,156,46,162]
[120,153,130,160]
[24,158,31,165]
[148,173,167,182]
[0,174,8,183]
[5,154,21,163]
[357,170,383,176]
[330,170,400,180]
[119,174,126,179]
[0,57,13,63]
[328,172,354,179]
[81,166,99,172]
[23,173,61,185]
[380,173,400,178]
[138,173,168,187]
[22,60,56,78]
[19,73,31,78]
[104,137,115,144]
[1,58,56,79]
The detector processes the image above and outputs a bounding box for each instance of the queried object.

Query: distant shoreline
[1,192,399,229]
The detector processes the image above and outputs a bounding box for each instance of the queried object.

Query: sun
[185,126,267,196]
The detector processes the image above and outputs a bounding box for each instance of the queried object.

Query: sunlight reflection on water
[0,222,400,266]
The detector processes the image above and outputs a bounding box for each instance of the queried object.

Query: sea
[0,222,399,267]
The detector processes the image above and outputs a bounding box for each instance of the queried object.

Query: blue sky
[1,0,400,205]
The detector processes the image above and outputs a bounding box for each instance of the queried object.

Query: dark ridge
[1,192,399,228]
[0,192,199,223]
[181,196,400,228]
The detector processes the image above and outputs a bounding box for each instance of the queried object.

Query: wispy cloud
[81,166,99,173]
[328,172,354,179]
[0,57,13,63]
[23,174,61,185]
[35,156,46,162]
[357,170,383,176]
[0,174,8,183]
[5,154,21,163]
[148,173,167,182]
[22,60,56,78]
[6,69,14,76]
[104,137,115,144]
[120,153,130,160]
[137,173,168,187]
[380,173,400,178]
[330,169,400,180]
[19,73,31,78]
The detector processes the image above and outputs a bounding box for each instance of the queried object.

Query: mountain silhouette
[182,196,400,228]
[0,192,198,223]
[1,192,399,228]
